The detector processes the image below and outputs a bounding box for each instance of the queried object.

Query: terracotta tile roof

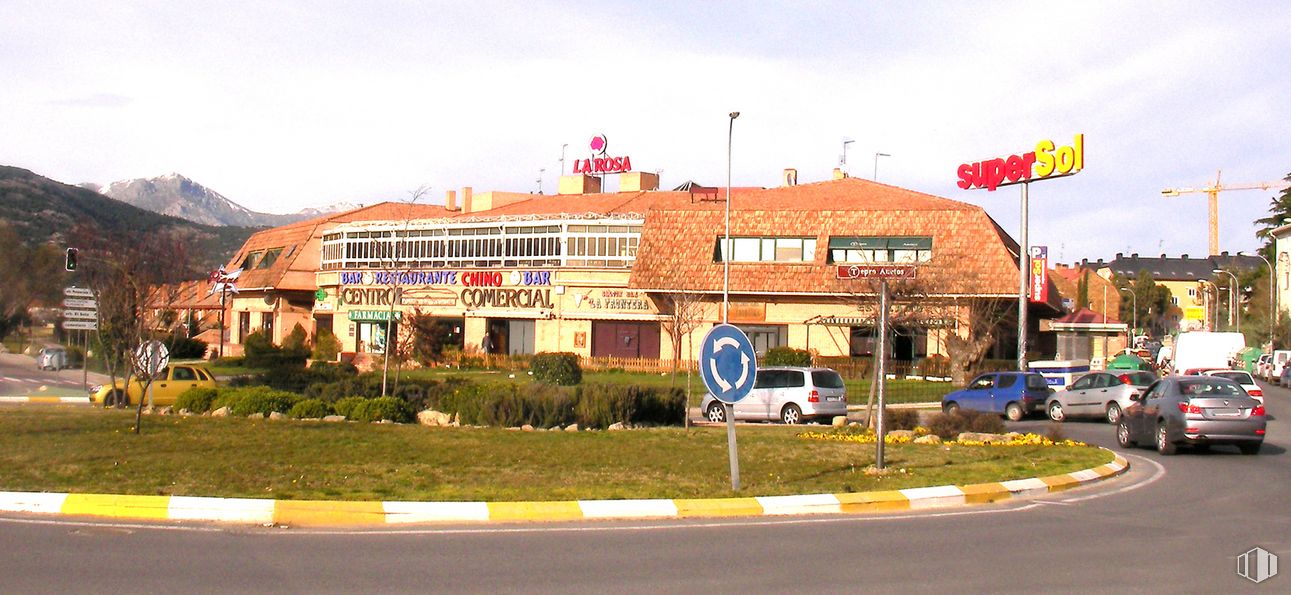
[223,202,453,292]
[1054,307,1122,325]
[628,178,1026,298]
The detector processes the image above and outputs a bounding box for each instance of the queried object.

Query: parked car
[1202,370,1262,403]
[1045,370,1156,424]
[36,346,68,371]
[89,364,218,408]
[701,367,847,424]
[942,371,1051,421]
[1255,354,1273,380]
[1117,376,1265,455]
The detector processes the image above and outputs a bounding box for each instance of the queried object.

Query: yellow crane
[1162,170,1290,256]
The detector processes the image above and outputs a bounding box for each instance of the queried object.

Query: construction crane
[1162,170,1291,256]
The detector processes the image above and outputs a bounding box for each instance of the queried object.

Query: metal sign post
[700,323,758,492]
[834,266,915,470]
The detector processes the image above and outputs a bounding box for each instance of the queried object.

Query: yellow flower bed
[798,429,1086,448]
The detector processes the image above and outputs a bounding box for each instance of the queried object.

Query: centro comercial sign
[956,134,1085,191]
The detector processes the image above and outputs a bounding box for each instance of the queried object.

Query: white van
[1270,350,1291,381]
[1171,332,1245,375]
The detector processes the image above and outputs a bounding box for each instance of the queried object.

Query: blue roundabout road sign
[700,324,758,404]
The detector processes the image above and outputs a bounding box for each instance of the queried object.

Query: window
[997,375,1018,389]
[811,370,845,389]
[172,367,197,381]
[828,236,932,263]
[1026,374,1049,390]
[257,248,283,269]
[717,237,817,263]
[969,375,994,390]
[240,251,262,270]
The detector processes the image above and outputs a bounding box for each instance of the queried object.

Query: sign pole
[725,402,740,490]
[724,111,741,491]
[1018,181,1029,372]
[875,279,889,470]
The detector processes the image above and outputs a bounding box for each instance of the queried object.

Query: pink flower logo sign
[589,134,608,155]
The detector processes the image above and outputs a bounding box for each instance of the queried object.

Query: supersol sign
[957,134,1085,191]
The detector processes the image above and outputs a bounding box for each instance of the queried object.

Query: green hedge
[762,346,812,367]
[419,382,683,429]
[349,397,414,423]
[175,387,219,414]
[210,386,301,416]
[288,398,333,419]
[529,352,582,385]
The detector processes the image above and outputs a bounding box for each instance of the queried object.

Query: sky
[3,0,1290,264]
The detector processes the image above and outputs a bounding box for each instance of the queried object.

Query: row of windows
[716,237,817,263]
[715,236,935,264]
[238,245,295,271]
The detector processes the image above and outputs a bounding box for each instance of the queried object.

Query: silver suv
[701,367,847,424]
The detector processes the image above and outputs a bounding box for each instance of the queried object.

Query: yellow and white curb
[0,453,1128,527]
[0,396,90,404]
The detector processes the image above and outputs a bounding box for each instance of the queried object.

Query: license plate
[826,396,840,402]
[1208,408,1240,417]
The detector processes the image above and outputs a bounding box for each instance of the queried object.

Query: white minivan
[701,367,848,424]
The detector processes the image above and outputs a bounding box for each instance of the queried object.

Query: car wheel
[1155,422,1176,456]
[1005,402,1024,422]
[705,402,726,423]
[943,401,960,415]
[1047,401,1065,422]
[1239,442,1262,456]
[781,404,802,425]
[1106,403,1122,425]
[1116,420,1135,449]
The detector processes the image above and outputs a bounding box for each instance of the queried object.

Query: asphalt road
[0,352,103,398]
[1,379,1287,593]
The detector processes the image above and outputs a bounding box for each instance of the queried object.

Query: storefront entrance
[591,321,661,358]
[484,319,536,355]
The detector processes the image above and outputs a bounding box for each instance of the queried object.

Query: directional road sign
[700,323,758,404]
[62,320,98,331]
[63,309,98,320]
[62,298,97,309]
[63,286,94,298]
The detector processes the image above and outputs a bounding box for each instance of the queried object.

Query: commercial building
[215,169,1061,366]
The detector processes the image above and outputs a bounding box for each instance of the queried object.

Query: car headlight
[89,385,103,395]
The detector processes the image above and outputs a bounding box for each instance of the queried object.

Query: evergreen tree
[1253,173,1291,260]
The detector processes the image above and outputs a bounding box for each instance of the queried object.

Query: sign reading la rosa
[572,134,632,175]
[957,134,1085,191]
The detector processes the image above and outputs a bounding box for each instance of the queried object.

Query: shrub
[243,330,308,368]
[312,328,341,362]
[763,347,812,367]
[254,361,359,393]
[925,409,1007,440]
[530,352,582,385]
[350,396,414,423]
[165,336,209,359]
[883,408,923,431]
[333,396,368,419]
[228,389,301,416]
[175,387,219,414]
[288,398,334,419]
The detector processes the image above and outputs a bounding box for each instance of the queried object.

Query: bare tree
[79,225,193,433]
[656,273,710,429]
[370,186,430,397]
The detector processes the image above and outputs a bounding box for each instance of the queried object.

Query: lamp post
[1121,287,1137,345]
[874,152,891,181]
[1239,250,1275,348]
[1213,269,1239,333]
[723,111,739,324]
[840,138,854,174]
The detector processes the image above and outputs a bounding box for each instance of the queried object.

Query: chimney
[832,167,846,180]
[1131,253,1138,258]
[462,187,473,214]
[445,190,458,211]
[1181,253,1189,259]
[1160,253,1166,258]
[1116,252,1123,259]
[783,168,798,187]
[619,171,659,192]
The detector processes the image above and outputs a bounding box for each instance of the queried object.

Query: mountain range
[97,173,359,227]
[0,165,256,273]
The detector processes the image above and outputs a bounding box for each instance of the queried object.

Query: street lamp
[874,152,891,181]
[1120,287,1137,344]
[1239,250,1275,348]
[1213,269,1239,333]
[840,138,854,174]
[723,111,739,323]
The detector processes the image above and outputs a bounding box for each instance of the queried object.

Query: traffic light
[65,248,78,272]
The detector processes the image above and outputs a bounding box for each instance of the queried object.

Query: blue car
[942,371,1052,421]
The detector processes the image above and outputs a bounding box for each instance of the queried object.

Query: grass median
[0,407,1111,502]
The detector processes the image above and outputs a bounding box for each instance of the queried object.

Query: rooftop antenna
[840,137,855,173]
[536,168,545,194]
[559,143,568,175]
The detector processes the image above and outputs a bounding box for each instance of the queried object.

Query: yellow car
[89,364,218,407]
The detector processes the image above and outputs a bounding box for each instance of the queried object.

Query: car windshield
[1208,371,1253,384]
[1025,374,1049,390]
[1178,380,1244,397]
[811,370,845,389]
